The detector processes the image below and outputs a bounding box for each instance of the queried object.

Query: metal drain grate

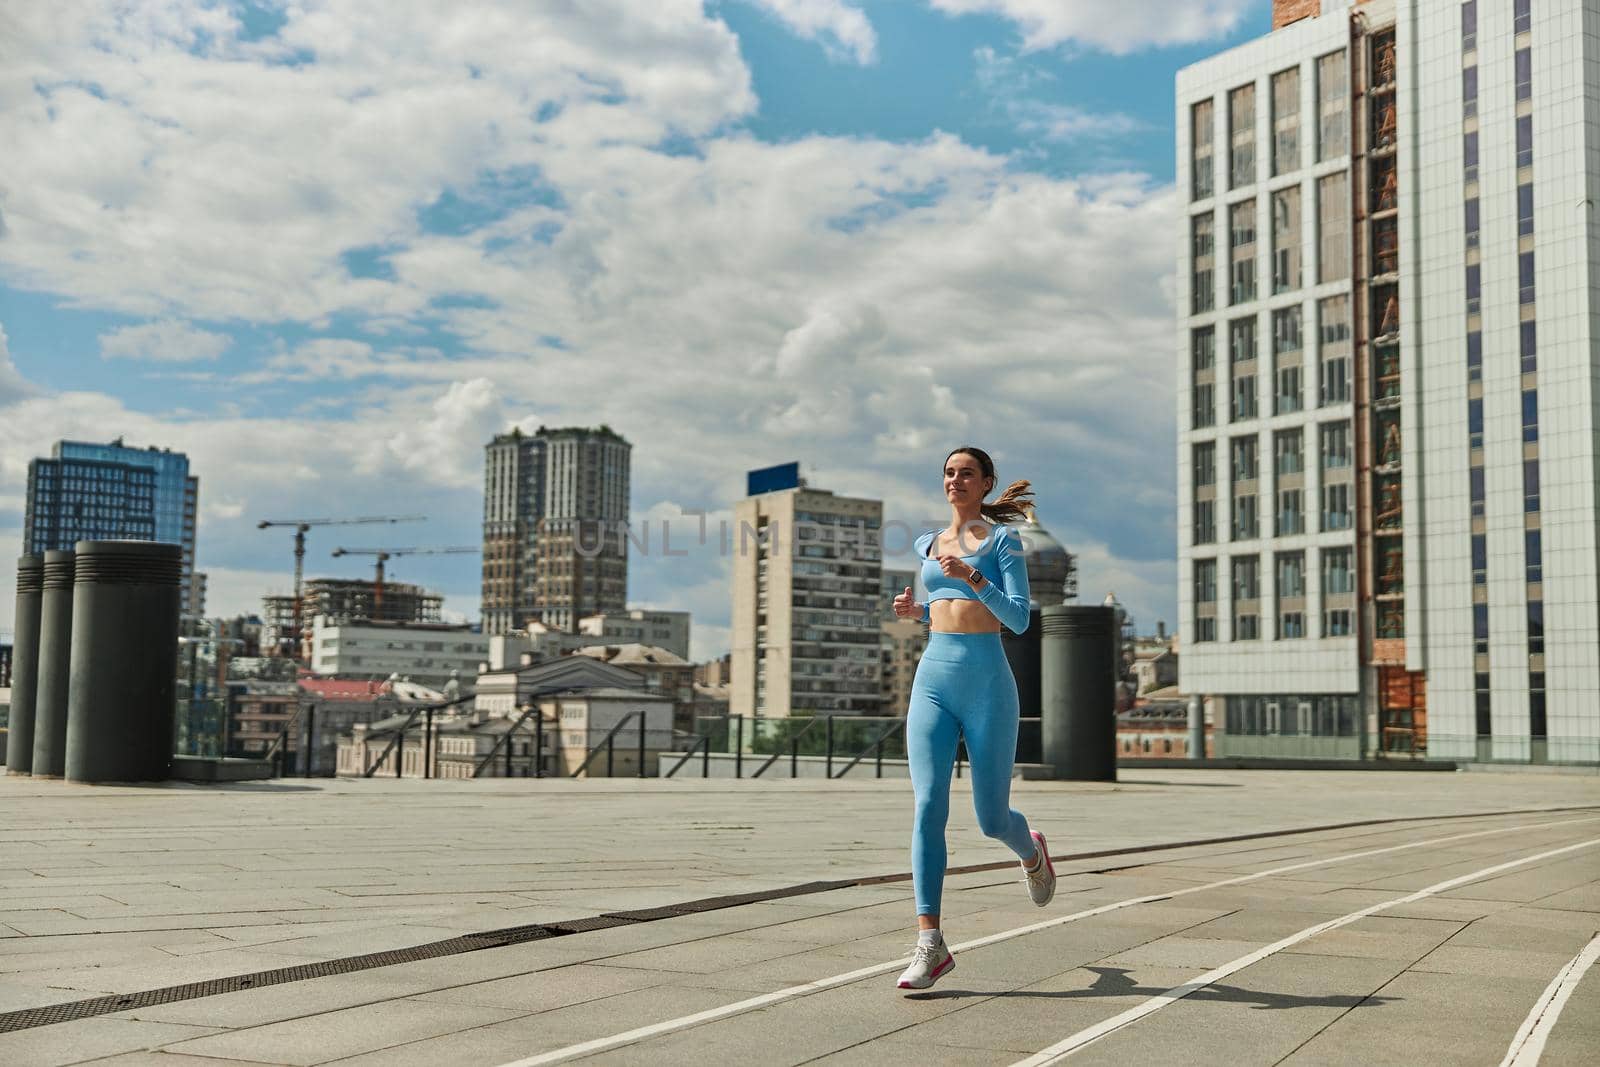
[2,803,1590,1035]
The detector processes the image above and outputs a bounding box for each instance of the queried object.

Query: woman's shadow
[908,965,1397,1012]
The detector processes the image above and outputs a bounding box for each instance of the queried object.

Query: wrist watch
[967,567,984,588]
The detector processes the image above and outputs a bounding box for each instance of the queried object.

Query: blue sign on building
[747,461,801,497]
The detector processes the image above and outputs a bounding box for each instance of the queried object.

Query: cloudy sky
[0,0,1268,661]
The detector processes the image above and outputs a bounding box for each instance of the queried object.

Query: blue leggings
[908,631,1035,916]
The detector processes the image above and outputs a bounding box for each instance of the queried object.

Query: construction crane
[256,516,426,655]
[329,546,478,618]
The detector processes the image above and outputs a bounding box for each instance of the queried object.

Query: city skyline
[0,2,1281,659]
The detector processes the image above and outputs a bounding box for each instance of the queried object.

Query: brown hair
[944,446,1035,525]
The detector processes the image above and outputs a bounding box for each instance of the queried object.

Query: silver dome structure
[1014,505,1076,607]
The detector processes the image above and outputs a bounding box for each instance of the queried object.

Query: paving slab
[0,771,1594,1066]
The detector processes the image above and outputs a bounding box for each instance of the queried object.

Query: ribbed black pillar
[1002,606,1042,764]
[64,541,182,784]
[5,555,44,775]
[31,550,75,778]
[1039,604,1117,781]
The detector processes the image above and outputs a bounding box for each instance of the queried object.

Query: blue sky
[0,0,1271,657]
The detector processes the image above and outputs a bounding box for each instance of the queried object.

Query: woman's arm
[971,526,1032,634]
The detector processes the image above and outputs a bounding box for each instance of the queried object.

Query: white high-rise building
[1176,0,1600,765]
[730,466,884,718]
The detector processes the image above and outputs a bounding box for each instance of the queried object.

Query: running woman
[891,445,1056,991]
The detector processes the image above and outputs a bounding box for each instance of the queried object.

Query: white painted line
[1010,835,1600,1066]
[491,815,1599,1067]
[1499,931,1600,1067]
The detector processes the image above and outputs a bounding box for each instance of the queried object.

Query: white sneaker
[895,937,955,990]
[1023,829,1056,907]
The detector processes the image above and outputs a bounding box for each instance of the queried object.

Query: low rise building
[309,617,488,692]
[577,610,690,660]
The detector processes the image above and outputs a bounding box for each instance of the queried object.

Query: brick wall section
[1273,0,1321,29]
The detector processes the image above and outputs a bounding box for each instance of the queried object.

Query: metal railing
[570,710,649,779]
[472,704,555,779]
[361,693,476,778]
[661,714,1039,780]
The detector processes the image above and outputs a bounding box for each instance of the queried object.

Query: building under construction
[262,579,443,659]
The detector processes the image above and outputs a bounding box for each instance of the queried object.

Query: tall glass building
[1176,0,1600,765]
[24,438,200,612]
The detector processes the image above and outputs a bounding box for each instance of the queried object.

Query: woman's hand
[936,555,979,585]
[893,586,921,619]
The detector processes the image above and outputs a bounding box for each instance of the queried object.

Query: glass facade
[25,441,197,607]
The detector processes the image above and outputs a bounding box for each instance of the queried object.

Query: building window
[1516,115,1532,169]
[1468,329,1483,381]
[1322,547,1353,595]
[1193,383,1216,430]
[1473,603,1489,655]
[1466,264,1481,315]
[1194,441,1216,487]
[1316,172,1349,283]
[1276,487,1303,537]
[1464,130,1479,185]
[1229,83,1256,189]
[1196,559,1216,607]
[1472,532,1488,585]
[1275,428,1304,477]
[1230,199,1257,304]
[1275,362,1302,417]
[1232,555,1259,640]
[1317,295,1351,405]
[1465,197,1480,249]
[1524,458,1541,512]
[1316,50,1348,161]
[1324,608,1352,637]
[1271,67,1300,175]
[1193,499,1216,546]
[1231,435,1259,483]
[1321,481,1351,531]
[1525,529,1542,585]
[1515,47,1531,102]
[1462,0,1477,51]
[1519,251,1535,305]
[1192,212,1215,312]
[1462,64,1478,120]
[1470,466,1486,517]
[1276,552,1304,639]
[1517,184,1533,237]
[1192,99,1215,200]
[1271,188,1302,294]
[1468,397,1484,450]
[1514,0,1530,35]
[1230,317,1258,421]
[1232,495,1259,542]
[1520,321,1536,373]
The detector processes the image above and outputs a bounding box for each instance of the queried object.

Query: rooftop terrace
[1,769,1597,1065]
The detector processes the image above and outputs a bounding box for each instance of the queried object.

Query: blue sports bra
[914,524,1032,634]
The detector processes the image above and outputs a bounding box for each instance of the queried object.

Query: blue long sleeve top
[913,523,1033,635]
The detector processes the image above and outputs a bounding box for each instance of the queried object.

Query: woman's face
[943,452,990,504]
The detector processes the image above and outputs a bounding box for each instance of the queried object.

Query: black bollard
[1002,605,1042,764]
[64,541,182,784]
[1040,604,1117,781]
[5,555,44,775]
[31,550,75,778]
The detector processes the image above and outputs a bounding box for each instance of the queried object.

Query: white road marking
[491,814,1599,1067]
[1010,836,1600,1065]
[1499,931,1600,1067]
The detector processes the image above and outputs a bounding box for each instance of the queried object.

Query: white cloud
[928,0,1254,53]
[743,0,878,64]
[0,324,35,407]
[0,1,1184,651]
[100,318,230,362]
[973,47,1143,142]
